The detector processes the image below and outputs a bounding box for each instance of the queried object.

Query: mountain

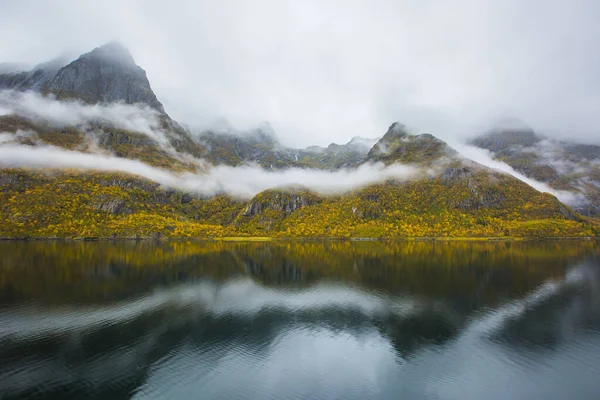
[2,155,592,239]
[0,43,211,167]
[0,42,598,239]
[46,42,165,112]
[197,124,377,169]
[470,127,600,216]
[366,123,457,165]
[196,123,377,170]
[301,135,379,169]
[0,43,163,112]
[0,54,72,92]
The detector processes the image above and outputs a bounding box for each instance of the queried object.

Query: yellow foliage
[0,168,598,238]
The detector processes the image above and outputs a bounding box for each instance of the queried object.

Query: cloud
[532,139,600,175]
[0,144,420,198]
[1,138,583,205]
[450,141,584,205]
[0,85,586,204]
[0,129,33,145]
[0,90,169,144]
[2,0,600,146]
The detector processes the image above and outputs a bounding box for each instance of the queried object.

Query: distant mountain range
[0,42,598,238]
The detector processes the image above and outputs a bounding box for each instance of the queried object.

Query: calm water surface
[1,240,599,399]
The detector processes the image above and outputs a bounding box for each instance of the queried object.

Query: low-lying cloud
[0,89,589,205]
[451,141,584,206]
[0,136,586,205]
[0,144,420,198]
[0,90,167,144]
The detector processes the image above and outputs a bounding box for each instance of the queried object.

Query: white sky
[1,0,600,147]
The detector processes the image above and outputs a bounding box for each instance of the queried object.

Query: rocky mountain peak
[366,123,456,165]
[45,42,165,112]
[385,122,410,138]
[82,42,136,66]
[245,121,279,145]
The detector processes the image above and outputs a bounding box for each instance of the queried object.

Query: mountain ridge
[0,42,598,238]
[470,127,600,216]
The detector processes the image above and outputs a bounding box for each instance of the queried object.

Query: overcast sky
[1,0,599,147]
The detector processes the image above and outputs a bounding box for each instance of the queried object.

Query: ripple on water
[1,242,600,400]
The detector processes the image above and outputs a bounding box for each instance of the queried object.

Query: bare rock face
[454,184,506,211]
[0,43,163,112]
[242,190,319,217]
[440,166,473,182]
[93,197,131,215]
[46,42,165,112]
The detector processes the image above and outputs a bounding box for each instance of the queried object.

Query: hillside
[0,43,599,238]
[471,127,600,216]
[1,164,596,239]
[0,42,211,168]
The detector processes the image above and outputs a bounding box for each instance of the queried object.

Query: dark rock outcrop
[93,198,131,215]
[242,191,316,217]
[0,43,163,112]
[46,42,165,112]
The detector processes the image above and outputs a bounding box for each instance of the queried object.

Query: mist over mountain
[365,123,458,166]
[0,43,163,111]
[4,0,600,148]
[470,127,600,216]
[0,42,598,238]
[0,54,71,92]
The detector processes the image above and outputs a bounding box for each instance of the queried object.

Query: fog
[1,0,600,147]
[0,88,585,204]
[0,139,583,206]
[0,90,167,144]
[0,144,420,198]
[451,142,583,205]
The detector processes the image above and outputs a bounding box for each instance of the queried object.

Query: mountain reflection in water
[0,240,599,400]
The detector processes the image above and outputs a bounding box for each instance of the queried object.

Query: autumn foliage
[0,168,598,239]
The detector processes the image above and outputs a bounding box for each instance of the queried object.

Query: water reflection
[0,240,599,399]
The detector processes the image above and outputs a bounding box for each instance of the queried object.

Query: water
[0,240,599,400]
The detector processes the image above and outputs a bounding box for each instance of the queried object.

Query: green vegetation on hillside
[0,115,207,172]
[1,168,598,239]
[366,123,456,165]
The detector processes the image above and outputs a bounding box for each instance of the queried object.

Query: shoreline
[0,236,598,242]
